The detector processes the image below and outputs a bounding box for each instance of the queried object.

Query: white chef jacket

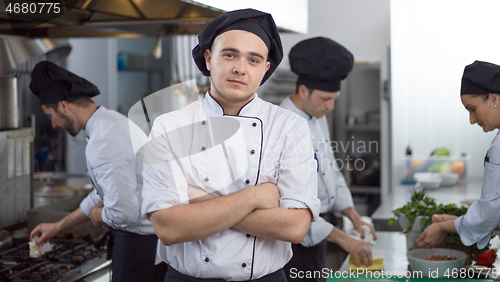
[80,106,154,235]
[455,132,500,249]
[280,96,354,247]
[141,93,320,281]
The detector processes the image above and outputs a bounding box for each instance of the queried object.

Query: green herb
[389,189,493,258]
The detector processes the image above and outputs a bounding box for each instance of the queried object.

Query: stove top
[0,236,109,282]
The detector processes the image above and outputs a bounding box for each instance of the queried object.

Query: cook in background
[141,8,320,282]
[280,37,377,281]
[417,60,500,250]
[29,61,161,282]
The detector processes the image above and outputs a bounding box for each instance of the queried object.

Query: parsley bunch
[389,189,493,259]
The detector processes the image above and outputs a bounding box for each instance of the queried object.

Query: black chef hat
[289,37,354,92]
[461,60,500,95]
[192,8,283,85]
[30,61,100,105]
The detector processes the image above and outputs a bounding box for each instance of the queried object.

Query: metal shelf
[345,124,380,132]
[349,185,381,195]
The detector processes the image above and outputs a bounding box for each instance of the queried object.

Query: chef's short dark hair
[44,96,92,113]
[295,81,314,96]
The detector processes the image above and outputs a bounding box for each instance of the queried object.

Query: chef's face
[461,94,500,132]
[302,88,339,118]
[41,103,80,137]
[204,30,270,112]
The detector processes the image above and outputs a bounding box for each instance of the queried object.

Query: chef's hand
[327,228,373,267]
[352,218,377,241]
[342,207,377,241]
[432,214,458,223]
[416,223,447,248]
[252,182,280,210]
[343,236,373,267]
[30,223,60,245]
[90,201,104,227]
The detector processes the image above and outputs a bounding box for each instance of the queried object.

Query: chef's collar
[204,92,261,117]
[283,95,314,121]
[85,106,105,138]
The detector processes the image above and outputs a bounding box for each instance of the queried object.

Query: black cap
[192,8,283,85]
[30,61,100,105]
[289,37,354,92]
[461,60,500,95]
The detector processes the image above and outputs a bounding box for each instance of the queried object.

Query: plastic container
[403,155,468,182]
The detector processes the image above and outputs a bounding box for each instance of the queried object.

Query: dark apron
[283,240,327,282]
[164,265,287,282]
[96,228,158,282]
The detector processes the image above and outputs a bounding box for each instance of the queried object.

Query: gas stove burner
[0,236,108,282]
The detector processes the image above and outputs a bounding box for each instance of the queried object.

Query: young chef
[29,61,158,282]
[416,60,500,249]
[141,8,321,282]
[279,37,376,281]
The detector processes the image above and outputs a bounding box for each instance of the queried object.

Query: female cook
[416,60,500,249]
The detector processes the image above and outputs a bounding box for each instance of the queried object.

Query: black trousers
[283,241,327,282]
[108,228,158,282]
[164,265,287,282]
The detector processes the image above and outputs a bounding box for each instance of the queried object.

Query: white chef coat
[141,93,320,281]
[80,106,154,235]
[280,96,354,247]
[455,132,500,249]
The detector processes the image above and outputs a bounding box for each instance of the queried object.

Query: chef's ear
[60,100,69,112]
[297,84,309,99]
[204,49,212,72]
[490,93,499,104]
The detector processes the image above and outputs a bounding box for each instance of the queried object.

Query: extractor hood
[0,0,307,38]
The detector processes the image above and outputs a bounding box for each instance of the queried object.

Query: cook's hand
[352,218,377,241]
[416,223,447,248]
[90,201,104,227]
[432,214,458,223]
[253,182,280,210]
[342,235,373,267]
[188,185,217,203]
[30,223,60,245]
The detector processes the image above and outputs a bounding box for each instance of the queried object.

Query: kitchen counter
[336,231,409,277]
[332,231,499,282]
[371,178,484,231]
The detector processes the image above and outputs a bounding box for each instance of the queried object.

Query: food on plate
[425,255,457,261]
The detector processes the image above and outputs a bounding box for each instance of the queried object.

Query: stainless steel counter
[371,178,483,231]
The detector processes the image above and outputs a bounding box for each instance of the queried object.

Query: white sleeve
[455,136,500,249]
[331,162,354,215]
[141,120,186,218]
[80,189,101,217]
[278,119,321,222]
[90,138,141,229]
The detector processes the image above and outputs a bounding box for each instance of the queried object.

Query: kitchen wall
[391,0,500,182]
[66,38,116,173]
[279,0,390,67]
